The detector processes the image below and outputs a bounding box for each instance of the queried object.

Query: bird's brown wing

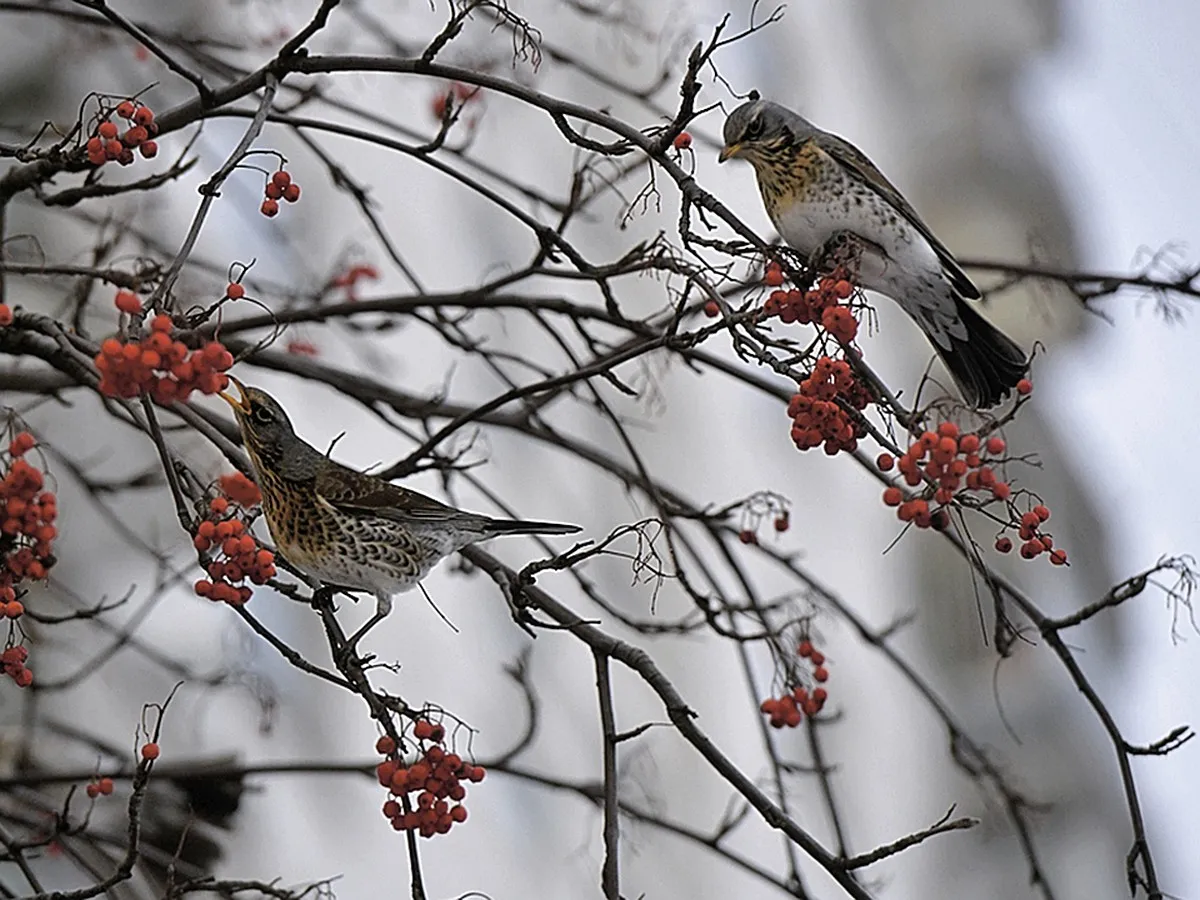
[813,132,980,299]
[315,463,464,524]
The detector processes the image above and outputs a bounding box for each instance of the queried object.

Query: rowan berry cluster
[192,496,276,605]
[2,433,57,613]
[260,169,301,218]
[375,719,483,838]
[878,423,1010,529]
[86,777,115,799]
[2,645,32,688]
[329,263,379,300]
[94,314,233,402]
[759,639,830,728]
[736,491,790,545]
[786,356,873,455]
[996,504,1067,565]
[85,99,158,167]
[761,263,861,344]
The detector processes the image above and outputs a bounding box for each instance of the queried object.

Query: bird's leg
[343,592,394,652]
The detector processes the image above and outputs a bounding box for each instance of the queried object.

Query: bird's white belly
[772,196,941,294]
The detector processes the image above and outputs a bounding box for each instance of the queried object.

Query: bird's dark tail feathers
[486,519,582,536]
[936,297,1028,409]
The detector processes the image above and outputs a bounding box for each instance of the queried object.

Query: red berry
[86,783,100,799]
[876,453,895,472]
[764,265,785,287]
[116,101,136,119]
[140,742,160,761]
[123,126,148,146]
[132,106,154,126]
[813,666,829,682]
[738,529,757,545]
[260,199,279,217]
[797,639,813,658]
[114,290,141,314]
[283,183,301,203]
[264,182,284,200]
[139,140,158,159]
[0,304,12,326]
[882,486,903,507]
[995,536,1013,553]
[98,777,114,795]
[1033,505,1051,522]
[672,131,692,150]
[703,300,719,318]
[1016,378,1033,396]
[985,436,1006,455]
[225,282,245,300]
[271,170,292,189]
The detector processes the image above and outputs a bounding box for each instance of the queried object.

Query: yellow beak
[718,143,743,164]
[219,375,251,414]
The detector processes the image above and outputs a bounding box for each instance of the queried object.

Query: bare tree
[0,2,1194,899]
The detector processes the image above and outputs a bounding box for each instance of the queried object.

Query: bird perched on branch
[720,95,1028,408]
[219,377,581,645]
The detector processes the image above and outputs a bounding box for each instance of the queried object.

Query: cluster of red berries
[995,504,1066,564]
[261,169,300,218]
[2,645,32,688]
[192,496,276,605]
[85,100,158,167]
[737,492,790,545]
[0,305,13,327]
[786,356,873,455]
[759,639,830,728]
[2,433,57,612]
[879,422,1013,530]
[329,263,379,301]
[94,314,233,402]
[85,777,116,799]
[375,719,483,838]
[761,263,861,344]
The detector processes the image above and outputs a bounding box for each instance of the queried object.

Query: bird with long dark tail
[720,96,1028,408]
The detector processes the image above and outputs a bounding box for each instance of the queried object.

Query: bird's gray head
[719,97,810,165]
[219,377,309,473]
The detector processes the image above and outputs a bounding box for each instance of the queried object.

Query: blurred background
[0,0,1196,897]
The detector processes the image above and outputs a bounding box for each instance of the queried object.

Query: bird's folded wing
[814,132,980,299]
[315,466,461,523]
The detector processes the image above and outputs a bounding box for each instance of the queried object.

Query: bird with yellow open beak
[217,377,580,647]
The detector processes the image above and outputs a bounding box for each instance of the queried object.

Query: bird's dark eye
[252,405,275,425]
[744,116,765,141]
